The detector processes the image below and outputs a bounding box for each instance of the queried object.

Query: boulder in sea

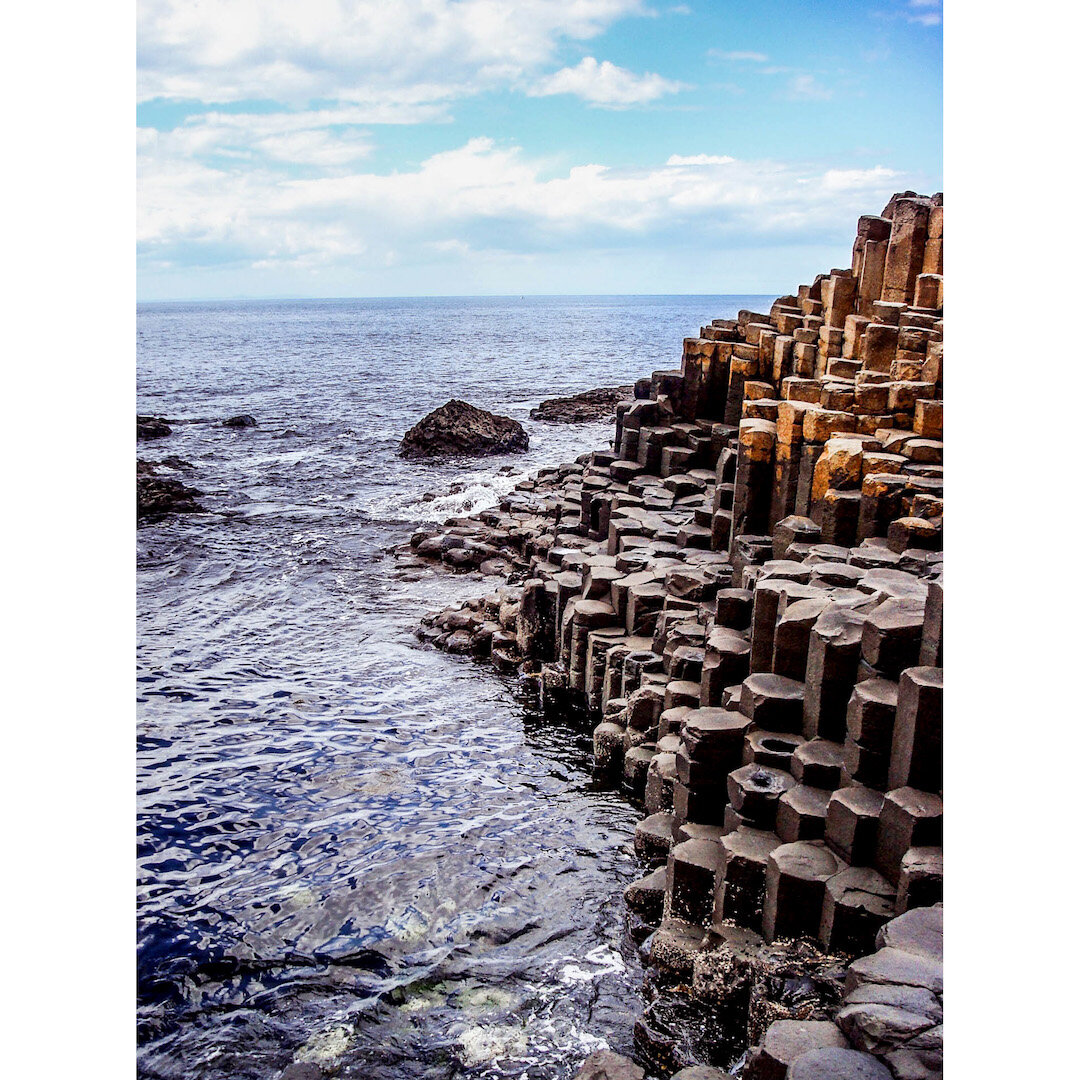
[399,399,528,457]
[223,414,258,428]
[137,461,203,520]
[530,385,634,423]
[137,415,173,440]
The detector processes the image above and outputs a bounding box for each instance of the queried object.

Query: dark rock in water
[400,399,528,457]
[137,415,172,440]
[223,414,258,428]
[137,461,203,520]
[573,1050,645,1080]
[159,455,194,470]
[530,385,634,423]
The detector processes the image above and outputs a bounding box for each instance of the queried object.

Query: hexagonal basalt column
[728,764,796,829]
[667,837,725,925]
[713,825,782,932]
[776,784,831,843]
[819,866,896,956]
[740,673,806,734]
[874,788,943,885]
[826,785,886,866]
[763,840,847,942]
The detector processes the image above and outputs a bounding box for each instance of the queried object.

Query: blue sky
[136,0,942,300]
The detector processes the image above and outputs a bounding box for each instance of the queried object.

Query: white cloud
[905,0,942,25]
[528,56,687,107]
[137,0,649,105]
[786,74,833,101]
[821,166,900,191]
[138,134,908,274]
[146,110,389,167]
[709,50,769,63]
[666,154,735,166]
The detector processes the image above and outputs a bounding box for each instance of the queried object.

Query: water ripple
[137,296,765,1079]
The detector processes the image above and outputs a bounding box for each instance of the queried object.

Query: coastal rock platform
[408,192,945,1077]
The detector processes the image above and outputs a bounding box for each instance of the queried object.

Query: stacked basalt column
[410,192,944,1079]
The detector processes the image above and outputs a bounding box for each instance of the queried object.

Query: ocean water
[136,294,772,1080]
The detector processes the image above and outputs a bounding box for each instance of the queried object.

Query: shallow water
[136,295,769,1079]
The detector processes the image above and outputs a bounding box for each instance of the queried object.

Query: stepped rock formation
[406,193,944,1079]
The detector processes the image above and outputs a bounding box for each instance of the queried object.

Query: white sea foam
[559,943,627,984]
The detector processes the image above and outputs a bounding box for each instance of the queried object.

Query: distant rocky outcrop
[137,415,173,440]
[223,414,258,428]
[400,399,529,457]
[137,461,203,520]
[530,385,634,423]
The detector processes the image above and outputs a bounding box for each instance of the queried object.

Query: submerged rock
[137,415,172,440]
[530,385,634,423]
[137,461,203,520]
[400,399,528,457]
[223,413,258,428]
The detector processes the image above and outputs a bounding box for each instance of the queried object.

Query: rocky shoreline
[401,193,944,1080]
[531,385,635,424]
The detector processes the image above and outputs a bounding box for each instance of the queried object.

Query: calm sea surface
[136,295,771,1079]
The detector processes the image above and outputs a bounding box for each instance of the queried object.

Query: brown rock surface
[531,385,634,422]
[400,399,529,456]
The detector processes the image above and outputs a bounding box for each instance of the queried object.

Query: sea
[136,294,773,1080]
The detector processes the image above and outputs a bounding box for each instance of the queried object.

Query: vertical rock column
[729,418,777,548]
[852,214,892,315]
[882,197,932,306]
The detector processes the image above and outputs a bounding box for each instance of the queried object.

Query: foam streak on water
[137,295,769,1079]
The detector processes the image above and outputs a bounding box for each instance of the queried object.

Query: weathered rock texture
[400,399,529,456]
[137,415,172,440]
[531,385,635,423]
[137,461,202,520]
[407,193,944,1079]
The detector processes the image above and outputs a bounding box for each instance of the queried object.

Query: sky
[136,0,943,300]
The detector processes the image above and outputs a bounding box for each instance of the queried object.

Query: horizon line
[136,290,783,305]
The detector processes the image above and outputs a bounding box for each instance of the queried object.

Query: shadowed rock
[400,399,528,456]
[137,461,202,520]
[531,385,634,423]
[137,415,172,440]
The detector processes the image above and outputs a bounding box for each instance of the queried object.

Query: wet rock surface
[137,461,203,520]
[408,192,945,1077]
[400,398,530,456]
[532,386,635,423]
[138,414,173,440]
